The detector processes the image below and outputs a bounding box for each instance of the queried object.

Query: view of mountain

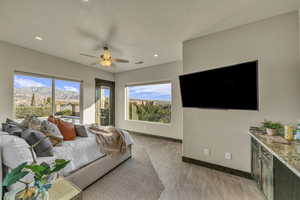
[14,87,79,105]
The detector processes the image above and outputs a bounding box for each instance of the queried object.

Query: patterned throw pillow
[22,129,54,157]
[40,120,63,146]
[20,115,42,131]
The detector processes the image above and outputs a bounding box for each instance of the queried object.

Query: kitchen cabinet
[274,157,300,200]
[251,137,300,200]
[261,147,273,200]
[251,138,261,187]
[251,138,274,200]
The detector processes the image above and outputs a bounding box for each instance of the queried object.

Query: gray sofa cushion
[22,129,54,157]
[75,125,88,137]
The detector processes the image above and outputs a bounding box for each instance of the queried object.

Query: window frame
[13,71,83,123]
[125,81,172,125]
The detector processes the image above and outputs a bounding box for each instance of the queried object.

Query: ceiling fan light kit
[100,59,112,67]
[80,46,129,68]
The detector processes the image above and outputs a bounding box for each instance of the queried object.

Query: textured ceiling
[0,0,299,72]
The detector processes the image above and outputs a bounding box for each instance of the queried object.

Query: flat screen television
[179,61,258,110]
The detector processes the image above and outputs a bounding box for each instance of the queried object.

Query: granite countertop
[249,130,300,178]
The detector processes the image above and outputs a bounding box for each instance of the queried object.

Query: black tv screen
[179,61,258,110]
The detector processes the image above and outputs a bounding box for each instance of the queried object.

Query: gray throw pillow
[3,124,23,137]
[2,123,8,131]
[22,129,54,157]
[75,125,88,137]
[20,115,42,131]
[6,118,20,126]
[3,119,23,137]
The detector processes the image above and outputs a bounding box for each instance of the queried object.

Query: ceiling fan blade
[106,25,118,44]
[80,53,97,58]
[90,62,99,66]
[76,27,104,43]
[112,58,129,63]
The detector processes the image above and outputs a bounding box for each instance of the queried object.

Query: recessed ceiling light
[154,54,159,57]
[82,0,89,2]
[35,36,43,41]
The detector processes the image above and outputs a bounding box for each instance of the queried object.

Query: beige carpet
[83,143,165,200]
[83,133,264,200]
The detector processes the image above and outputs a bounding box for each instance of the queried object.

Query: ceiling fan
[80,47,129,67]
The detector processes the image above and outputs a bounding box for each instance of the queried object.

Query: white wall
[0,41,114,124]
[182,12,300,172]
[115,61,183,139]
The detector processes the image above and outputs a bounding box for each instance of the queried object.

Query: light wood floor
[132,133,265,200]
[84,133,265,200]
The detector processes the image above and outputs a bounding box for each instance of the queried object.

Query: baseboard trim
[182,156,252,179]
[127,130,182,143]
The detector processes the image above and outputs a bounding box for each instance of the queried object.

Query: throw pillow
[57,120,77,140]
[6,118,20,126]
[75,125,88,137]
[40,120,63,146]
[20,115,42,131]
[22,129,54,157]
[3,124,23,137]
[2,118,23,137]
[2,123,8,131]
[28,117,42,131]
[48,115,59,125]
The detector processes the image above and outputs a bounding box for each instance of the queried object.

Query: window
[14,73,81,123]
[126,82,171,124]
[54,79,81,123]
[14,74,52,119]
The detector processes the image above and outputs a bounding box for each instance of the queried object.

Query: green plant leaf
[25,164,47,178]
[2,162,29,187]
[40,162,51,175]
[51,159,70,173]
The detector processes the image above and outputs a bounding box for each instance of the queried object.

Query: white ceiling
[0,0,299,73]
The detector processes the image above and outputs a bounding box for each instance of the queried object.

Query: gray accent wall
[182,12,300,172]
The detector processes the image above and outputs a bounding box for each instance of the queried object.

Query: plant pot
[266,128,277,136]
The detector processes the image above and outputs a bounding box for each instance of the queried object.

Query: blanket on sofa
[88,127,127,155]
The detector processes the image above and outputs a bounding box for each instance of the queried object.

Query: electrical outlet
[204,148,210,156]
[225,152,232,160]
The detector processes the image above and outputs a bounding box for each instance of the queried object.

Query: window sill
[125,119,171,126]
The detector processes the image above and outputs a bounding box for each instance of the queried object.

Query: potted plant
[261,120,283,136]
[3,159,70,200]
